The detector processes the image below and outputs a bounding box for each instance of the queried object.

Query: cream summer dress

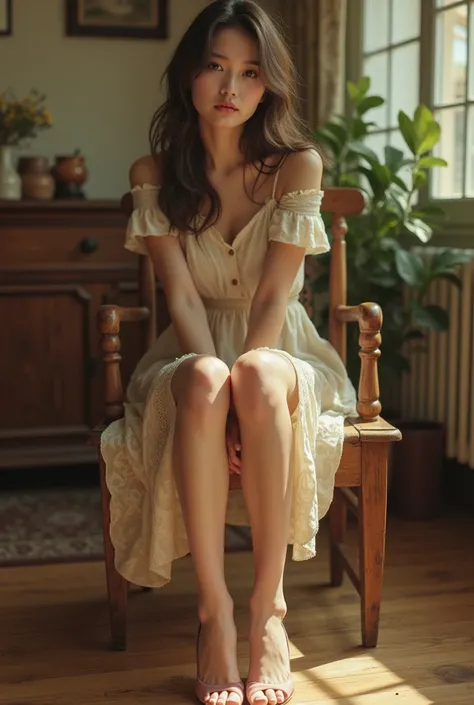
[101,174,357,589]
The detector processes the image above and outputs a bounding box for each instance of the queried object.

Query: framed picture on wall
[66,0,168,40]
[0,0,12,37]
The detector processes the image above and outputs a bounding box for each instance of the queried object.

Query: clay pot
[19,156,55,201]
[52,152,88,199]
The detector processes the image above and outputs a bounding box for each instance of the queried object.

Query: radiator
[400,248,474,469]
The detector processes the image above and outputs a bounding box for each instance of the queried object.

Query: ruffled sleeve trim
[125,184,178,256]
[269,189,329,256]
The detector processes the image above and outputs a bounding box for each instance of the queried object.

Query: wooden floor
[2,512,474,705]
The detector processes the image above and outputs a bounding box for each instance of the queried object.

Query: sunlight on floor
[289,643,434,704]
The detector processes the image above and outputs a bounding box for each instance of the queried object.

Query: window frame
[345,0,474,243]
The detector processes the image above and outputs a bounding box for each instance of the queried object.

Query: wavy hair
[149,0,317,235]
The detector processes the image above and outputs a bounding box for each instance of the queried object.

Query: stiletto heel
[195,623,245,704]
[246,622,294,705]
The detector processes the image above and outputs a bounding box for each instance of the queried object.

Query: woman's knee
[231,350,291,420]
[172,355,231,416]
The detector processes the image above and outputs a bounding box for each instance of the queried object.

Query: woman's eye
[244,69,259,79]
[208,62,222,71]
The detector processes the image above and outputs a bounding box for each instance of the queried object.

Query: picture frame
[0,0,12,37]
[66,0,168,40]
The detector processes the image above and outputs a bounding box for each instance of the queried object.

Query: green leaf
[358,76,371,95]
[392,174,410,191]
[347,141,379,163]
[405,217,433,243]
[418,122,441,154]
[413,304,449,330]
[411,205,445,219]
[324,121,348,145]
[395,249,427,286]
[357,95,385,115]
[436,272,462,289]
[379,237,401,252]
[367,273,399,287]
[315,127,341,153]
[417,156,448,168]
[398,111,417,155]
[414,170,428,189]
[431,248,473,270]
[347,81,360,103]
[413,105,434,142]
[351,117,371,139]
[384,145,405,172]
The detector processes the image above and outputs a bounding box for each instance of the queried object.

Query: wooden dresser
[0,199,167,470]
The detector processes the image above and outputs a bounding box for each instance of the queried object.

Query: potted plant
[0,88,53,200]
[311,77,473,518]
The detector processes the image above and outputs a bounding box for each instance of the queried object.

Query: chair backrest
[121,187,365,364]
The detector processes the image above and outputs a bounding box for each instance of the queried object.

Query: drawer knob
[80,237,99,254]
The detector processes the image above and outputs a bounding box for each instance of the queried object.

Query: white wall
[0,0,209,198]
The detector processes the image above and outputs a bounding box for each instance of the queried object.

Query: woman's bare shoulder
[277,149,323,196]
[129,153,163,188]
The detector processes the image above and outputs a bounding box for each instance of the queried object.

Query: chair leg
[99,452,128,651]
[359,443,388,648]
[329,488,347,586]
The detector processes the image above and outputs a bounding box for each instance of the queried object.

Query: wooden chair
[91,187,401,652]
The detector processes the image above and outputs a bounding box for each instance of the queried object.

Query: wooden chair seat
[92,187,402,652]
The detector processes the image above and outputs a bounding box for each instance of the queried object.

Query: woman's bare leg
[172,355,241,705]
[231,350,298,705]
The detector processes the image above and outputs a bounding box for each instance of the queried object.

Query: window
[349,0,474,225]
[361,0,421,159]
[432,1,473,199]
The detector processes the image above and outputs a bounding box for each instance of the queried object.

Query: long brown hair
[149,0,317,235]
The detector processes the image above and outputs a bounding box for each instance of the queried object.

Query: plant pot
[19,156,55,201]
[0,145,21,200]
[390,420,445,520]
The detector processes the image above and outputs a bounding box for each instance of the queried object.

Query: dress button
[231,278,238,286]
[228,248,235,256]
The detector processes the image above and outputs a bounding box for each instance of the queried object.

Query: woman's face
[192,27,266,129]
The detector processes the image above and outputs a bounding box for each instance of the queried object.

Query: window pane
[363,52,389,128]
[432,107,465,198]
[466,106,474,196]
[392,0,421,43]
[469,1,474,99]
[363,0,389,52]
[390,42,420,127]
[434,4,468,106]
[436,0,464,6]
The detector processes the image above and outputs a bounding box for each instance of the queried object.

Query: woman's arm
[242,149,323,353]
[130,156,216,356]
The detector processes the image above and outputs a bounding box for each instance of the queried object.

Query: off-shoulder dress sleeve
[124,184,178,255]
[268,189,329,255]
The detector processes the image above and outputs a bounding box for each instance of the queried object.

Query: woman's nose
[220,75,237,96]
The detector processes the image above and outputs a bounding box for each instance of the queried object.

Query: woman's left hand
[226,410,242,475]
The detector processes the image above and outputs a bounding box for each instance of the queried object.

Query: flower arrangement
[0,89,53,147]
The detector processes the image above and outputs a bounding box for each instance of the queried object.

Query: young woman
[102,2,357,704]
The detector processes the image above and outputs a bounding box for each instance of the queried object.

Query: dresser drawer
[0,227,135,266]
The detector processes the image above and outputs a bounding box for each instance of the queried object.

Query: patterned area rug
[0,486,252,567]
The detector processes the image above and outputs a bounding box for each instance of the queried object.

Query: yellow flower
[43,110,53,125]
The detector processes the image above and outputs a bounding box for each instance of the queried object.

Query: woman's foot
[246,603,293,705]
[196,601,244,705]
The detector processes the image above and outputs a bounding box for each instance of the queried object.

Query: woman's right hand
[226,409,242,475]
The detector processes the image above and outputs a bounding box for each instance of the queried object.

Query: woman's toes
[209,692,219,705]
[265,689,277,705]
[250,690,268,705]
[227,692,243,705]
[216,691,228,705]
[275,690,285,703]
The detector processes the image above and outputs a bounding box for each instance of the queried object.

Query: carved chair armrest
[334,303,382,421]
[97,304,151,425]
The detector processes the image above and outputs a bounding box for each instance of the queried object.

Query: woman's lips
[214,103,238,112]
